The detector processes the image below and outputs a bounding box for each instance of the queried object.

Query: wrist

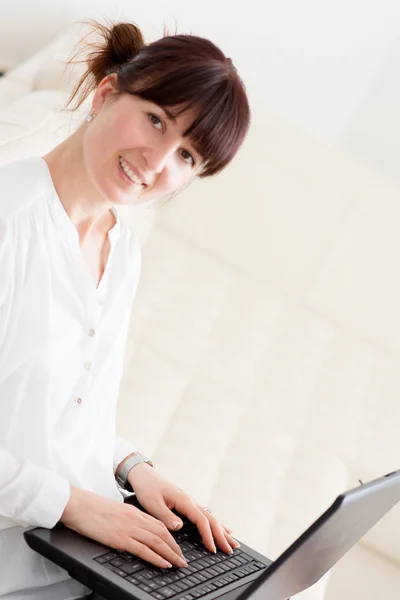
[115,451,154,491]
[127,461,152,488]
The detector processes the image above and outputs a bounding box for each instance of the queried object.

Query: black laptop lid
[240,470,400,600]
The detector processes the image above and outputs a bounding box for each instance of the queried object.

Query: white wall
[1,0,400,147]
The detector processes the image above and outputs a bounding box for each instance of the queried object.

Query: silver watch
[116,452,154,491]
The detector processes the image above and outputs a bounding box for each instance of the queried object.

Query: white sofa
[1,23,400,600]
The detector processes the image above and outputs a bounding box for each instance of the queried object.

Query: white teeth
[119,157,142,185]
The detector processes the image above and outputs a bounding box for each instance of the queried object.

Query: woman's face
[84,74,201,206]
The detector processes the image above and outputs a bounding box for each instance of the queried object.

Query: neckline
[38,156,121,244]
[37,155,122,294]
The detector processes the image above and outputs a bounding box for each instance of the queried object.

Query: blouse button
[84,361,92,370]
[75,397,83,405]
[88,329,96,337]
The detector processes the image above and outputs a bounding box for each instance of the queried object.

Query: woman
[0,18,250,600]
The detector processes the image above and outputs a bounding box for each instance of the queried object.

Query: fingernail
[163,561,173,569]
[233,540,241,548]
[171,521,182,530]
[213,545,217,554]
[178,557,188,567]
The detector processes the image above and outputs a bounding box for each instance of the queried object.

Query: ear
[91,73,119,114]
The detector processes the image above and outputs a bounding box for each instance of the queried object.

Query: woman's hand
[128,463,239,555]
[60,484,188,569]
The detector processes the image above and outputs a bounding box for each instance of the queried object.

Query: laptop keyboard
[94,529,267,599]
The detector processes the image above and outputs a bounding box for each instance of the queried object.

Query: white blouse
[0,156,141,599]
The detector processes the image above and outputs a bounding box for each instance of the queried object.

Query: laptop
[24,469,400,600]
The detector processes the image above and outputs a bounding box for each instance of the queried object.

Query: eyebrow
[160,106,177,124]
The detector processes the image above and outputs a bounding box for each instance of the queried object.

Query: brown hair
[64,18,250,177]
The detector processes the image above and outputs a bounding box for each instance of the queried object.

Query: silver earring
[86,111,94,122]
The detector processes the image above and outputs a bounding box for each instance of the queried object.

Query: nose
[144,137,180,174]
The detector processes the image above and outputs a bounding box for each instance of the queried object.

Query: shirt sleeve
[0,219,71,529]
[113,435,139,475]
[0,449,71,529]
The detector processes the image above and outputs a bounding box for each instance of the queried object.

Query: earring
[86,111,94,122]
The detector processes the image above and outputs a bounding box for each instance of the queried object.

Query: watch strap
[116,452,154,491]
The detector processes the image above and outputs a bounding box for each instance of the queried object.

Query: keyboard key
[193,572,208,583]
[165,573,182,583]
[147,582,160,590]
[196,584,216,596]
[131,564,145,574]
[119,564,137,575]
[180,542,193,552]
[147,570,161,578]
[246,563,261,573]
[174,578,192,589]
[185,551,201,562]
[226,558,243,568]
[218,563,231,573]
[172,571,187,581]
[137,573,158,583]
[205,567,220,577]
[235,554,250,565]
[203,556,219,567]
[240,566,254,575]
[111,567,127,577]
[171,580,190,591]
[125,575,140,584]
[141,571,157,580]
[139,584,154,593]
[103,563,124,575]
[96,551,118,562]
[170,583,186,594]
[110,558,125,568]
[94,555,109,564]
[158,587,176,598]
[153,576,174,587]
[195,558,212,570]
[236,569,251,579]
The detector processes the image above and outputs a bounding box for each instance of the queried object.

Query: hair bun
[107,22,144,67]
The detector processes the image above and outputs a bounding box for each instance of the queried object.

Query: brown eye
[181,149,195,166]
[148,113,163,131]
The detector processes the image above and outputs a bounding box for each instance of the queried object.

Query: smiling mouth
[118,156,144,186]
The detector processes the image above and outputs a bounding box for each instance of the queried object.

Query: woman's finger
[130,527,188,568]
[123,537,174,570]
[142,512,185,558]
[173,495,216,553]
[201,512,234,554]
[224,531,240,549]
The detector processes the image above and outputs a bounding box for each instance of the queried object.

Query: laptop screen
[241,471,400,600]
